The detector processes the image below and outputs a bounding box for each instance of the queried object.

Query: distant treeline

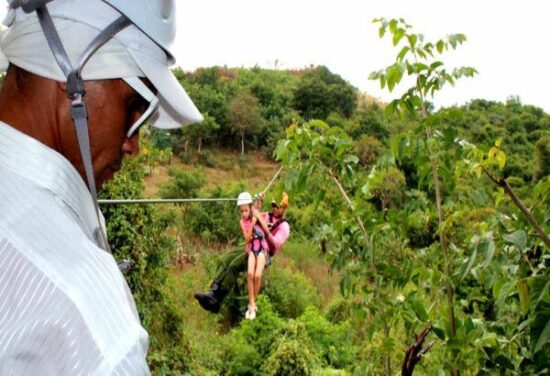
[152,65,549,183]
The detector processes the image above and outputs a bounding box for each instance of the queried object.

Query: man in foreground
[0,0,201,373]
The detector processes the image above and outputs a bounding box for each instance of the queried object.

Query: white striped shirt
[0,122,150,375]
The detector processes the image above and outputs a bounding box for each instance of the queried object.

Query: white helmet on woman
[237,192,253,207]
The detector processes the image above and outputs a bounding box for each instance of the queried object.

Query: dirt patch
[143,150,281,198]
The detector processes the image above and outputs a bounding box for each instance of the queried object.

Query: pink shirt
[263,212,290,255]
[240,217,269,254]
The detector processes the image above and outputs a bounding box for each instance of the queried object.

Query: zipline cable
[261,166,283,195]
[98,197,235,205]
[98,166,285,206]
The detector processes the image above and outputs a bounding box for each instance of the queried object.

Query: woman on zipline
[238,192,269,320]
[195,191,290,314]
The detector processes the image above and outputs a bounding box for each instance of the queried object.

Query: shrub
[535,134,550,180]
[263,267,321,318]
[186,185,244,243]
[312,369,349,376]
[298,307,357,369]
[222,296,285,374]
[178,150,193,164]
[239,154,249,167]
[100,141,191,373]
[261,338,316,376]
[368,165,406,210]
[158,167,206,199]
[198,150,217,167]
[261,319,319,376]
[221,338,263,376]
[324,297,355,324]
[355,134,385,169]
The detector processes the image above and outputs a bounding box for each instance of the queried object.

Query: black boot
[194,281,227,313]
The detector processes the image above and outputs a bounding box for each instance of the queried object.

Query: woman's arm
[252,207,270,235]
[240,218,256,243]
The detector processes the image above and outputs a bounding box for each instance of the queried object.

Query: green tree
[355,134,385,169]
[370,19,477,374]
[100,140,192,372]
[535,134,550,180]
[293,66,357,120]
[229,91,263,155]
[181,113,219,153]
[158,167,206,199]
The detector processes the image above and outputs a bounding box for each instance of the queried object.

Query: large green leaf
[478,238,495,267]
[397,46,410,61]
[503,230,527,251]
[518,279,530,316]
[392,28,405,46]
[408,296,429,321]
[460,248,477,281]
[386,64,404,92]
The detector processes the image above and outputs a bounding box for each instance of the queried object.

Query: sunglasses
[123,76,160,138]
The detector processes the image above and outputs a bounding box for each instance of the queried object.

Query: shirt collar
[0,121,100,237]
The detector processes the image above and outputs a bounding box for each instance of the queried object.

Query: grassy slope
[144,150,340,373]
[144,150,281,197]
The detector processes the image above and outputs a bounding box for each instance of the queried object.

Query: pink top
[265,212,290,255]
[240,217,269,254]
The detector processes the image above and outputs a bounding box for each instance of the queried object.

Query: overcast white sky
[174,0,550,113]
[3,1,549,112]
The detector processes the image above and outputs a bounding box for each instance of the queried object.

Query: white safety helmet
[102,0,176,62]
[102,0,203,129]
[7,0,203,129]
[237,192,253,207]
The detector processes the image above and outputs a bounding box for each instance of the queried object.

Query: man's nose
[122,133,140,156]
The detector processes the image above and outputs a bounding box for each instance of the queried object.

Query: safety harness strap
[76,16,131,73]
[70,99,111,251]
[34,4,131,254]
[268,213,288,232]
[36,6,72,77]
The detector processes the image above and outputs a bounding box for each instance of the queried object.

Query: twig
[522,254,536,275]
[402,325,435,376]
[482,167,550,249]
[326,167,375,272]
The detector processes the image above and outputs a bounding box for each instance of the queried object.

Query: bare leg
[247,252,256,308]
[253,253,267,301]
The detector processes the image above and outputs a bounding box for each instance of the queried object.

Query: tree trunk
[197,137,202,153]
[241,130,245,156]
[418,78,458,375]
[428,133,458,376]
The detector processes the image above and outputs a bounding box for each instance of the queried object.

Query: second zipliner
[195,192,290,318]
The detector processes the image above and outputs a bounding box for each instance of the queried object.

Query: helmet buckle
[67,71,85,100]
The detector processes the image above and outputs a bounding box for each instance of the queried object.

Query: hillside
[143,150,280,197]
[100,60,549,374]
[139,150,342,374]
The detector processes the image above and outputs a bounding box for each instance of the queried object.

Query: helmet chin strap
[17,2,132,255]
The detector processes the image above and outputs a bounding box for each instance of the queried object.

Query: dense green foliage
[98,18,549,375]
[293,66,357,120]
[99,140,193,372]
[275,18,549,375]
